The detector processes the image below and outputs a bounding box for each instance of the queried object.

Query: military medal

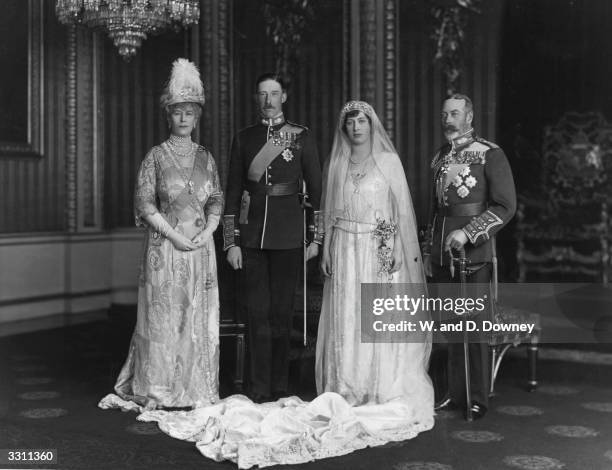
[272,130,298,148]
[188,180,195,194]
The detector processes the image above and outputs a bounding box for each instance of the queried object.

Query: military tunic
[424,130,516,267]
[223,118,322,250]
[222,116,322,398]
[424,129,516,409]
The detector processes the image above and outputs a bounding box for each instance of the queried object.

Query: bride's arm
[321,226,334,277]
[389,194,403,274]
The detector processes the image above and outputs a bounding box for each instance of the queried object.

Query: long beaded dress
[100,135,223,409]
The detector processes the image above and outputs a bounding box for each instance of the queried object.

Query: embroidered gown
[107,141,223,409]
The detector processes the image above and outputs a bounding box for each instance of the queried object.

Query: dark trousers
[431,262,492,408]
[241,247,301,397]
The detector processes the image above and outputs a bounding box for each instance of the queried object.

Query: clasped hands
[169,228,213,251]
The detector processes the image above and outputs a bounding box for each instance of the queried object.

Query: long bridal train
[99,391,434,469]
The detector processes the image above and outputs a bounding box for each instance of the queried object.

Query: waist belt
[438,202,486,217]
[245,180,300,197]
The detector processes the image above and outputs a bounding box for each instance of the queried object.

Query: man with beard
[423,94,516,419]
[223,73,322,402]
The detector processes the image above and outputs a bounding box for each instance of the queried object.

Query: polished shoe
[465,402,487,420]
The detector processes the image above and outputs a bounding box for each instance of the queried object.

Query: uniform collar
[450,128,475,152]
[261,113,285,127]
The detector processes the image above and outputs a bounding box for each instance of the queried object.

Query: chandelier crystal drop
[55,1,200,60]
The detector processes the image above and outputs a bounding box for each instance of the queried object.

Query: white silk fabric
[99,392,433,468]
[316,161,434,411]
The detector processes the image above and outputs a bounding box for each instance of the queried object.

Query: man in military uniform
[223,73,323,402]
[423,93,516,419]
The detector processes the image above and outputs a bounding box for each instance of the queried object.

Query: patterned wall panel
[199,0,233,188]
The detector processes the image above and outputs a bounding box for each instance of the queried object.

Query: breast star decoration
[282,148,294,162]
[452,166,477,198]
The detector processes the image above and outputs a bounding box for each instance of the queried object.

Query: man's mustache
[444,125,457,132]
[263,105,274,109]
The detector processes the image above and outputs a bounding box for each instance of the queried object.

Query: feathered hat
[160,58,205,109]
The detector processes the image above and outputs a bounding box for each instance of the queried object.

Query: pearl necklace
[167,134,196,158]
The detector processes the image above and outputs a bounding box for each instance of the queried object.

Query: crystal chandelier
[55,1,200,60]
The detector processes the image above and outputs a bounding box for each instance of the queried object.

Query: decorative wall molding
[199,0,233,188]
[66,24,77,233]
[196,0,237,323]
[0,229,143,323]
[359,0,377,106]
[344,0,398,142]
[383,0,398,142]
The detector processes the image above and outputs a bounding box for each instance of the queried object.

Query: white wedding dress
[316,158,435,415]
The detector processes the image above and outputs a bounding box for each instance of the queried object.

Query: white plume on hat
[160,58,205,109]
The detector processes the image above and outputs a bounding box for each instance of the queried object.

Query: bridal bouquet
[372,218,398,282]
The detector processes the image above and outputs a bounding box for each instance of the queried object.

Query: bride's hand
[389,246,402,274]
[320,250,332,277]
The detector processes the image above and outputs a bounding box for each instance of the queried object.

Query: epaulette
[475,136,500,149]
[286,120,309,132]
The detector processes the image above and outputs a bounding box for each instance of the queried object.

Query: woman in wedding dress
[317,100,434,413]
[99,101,433,469]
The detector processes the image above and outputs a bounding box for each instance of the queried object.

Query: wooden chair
[487,296,541,396]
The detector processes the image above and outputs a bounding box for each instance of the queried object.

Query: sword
[300,181,311,347]
[456,246,473,421]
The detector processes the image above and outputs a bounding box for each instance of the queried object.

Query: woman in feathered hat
[101,59,223,410]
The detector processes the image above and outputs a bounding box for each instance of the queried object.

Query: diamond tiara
[341,100,373,116]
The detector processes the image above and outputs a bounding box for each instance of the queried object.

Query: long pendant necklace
[165,138,197,194]
[348,154,371,194]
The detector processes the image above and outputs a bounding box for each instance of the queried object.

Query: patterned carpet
[1,320,612,470]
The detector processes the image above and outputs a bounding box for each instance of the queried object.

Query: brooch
[282,148,294,162]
